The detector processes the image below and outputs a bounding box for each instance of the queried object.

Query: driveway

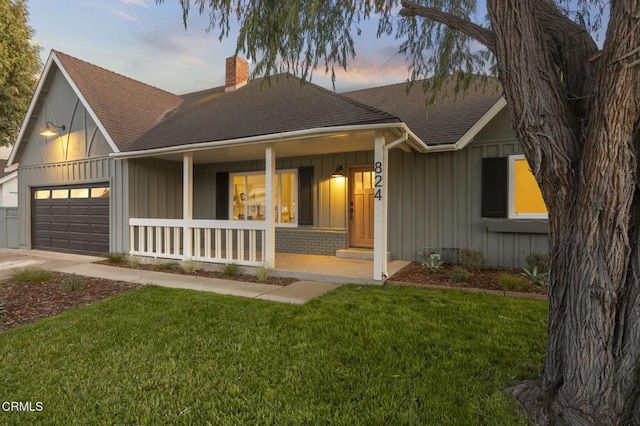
[0,248,100,280]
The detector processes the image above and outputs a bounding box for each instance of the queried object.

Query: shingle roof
[343,77,503,146]
[129,74,399,151]
[54,51,184,151]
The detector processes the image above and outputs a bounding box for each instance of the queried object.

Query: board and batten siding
[192,151,375,230]
[15,65,129,253]
[128,158,183,220]
[388,108,549,268]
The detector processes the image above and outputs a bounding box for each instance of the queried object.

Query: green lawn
[0,285,547,425]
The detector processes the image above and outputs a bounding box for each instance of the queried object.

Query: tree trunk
[486,1,640,424]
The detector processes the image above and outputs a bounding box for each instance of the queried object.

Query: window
[230,170,297,225]
[91,187,110,198]
[34,190,50,199]
[70,188,89,198]
[51,189,69,199]
[508,155,548,219]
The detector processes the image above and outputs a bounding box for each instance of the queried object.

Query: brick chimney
[225,56,249,92]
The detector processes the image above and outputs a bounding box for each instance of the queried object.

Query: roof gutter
[110,122,415,160]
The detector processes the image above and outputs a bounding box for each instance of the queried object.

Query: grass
[10,267,53,283]
[181,260,199,274]
[222,263,240,277]
[154,261,182,272]
[59,275,87,293]
[256,266,270,282]
[128,255,141,268]
[450,266,470,283]
[497,273,529,294]
[102,252,128,264]
[0,285,547,425]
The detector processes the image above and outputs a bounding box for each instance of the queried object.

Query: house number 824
[374,161,382,200]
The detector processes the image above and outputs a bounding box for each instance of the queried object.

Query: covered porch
[117,124,427,282]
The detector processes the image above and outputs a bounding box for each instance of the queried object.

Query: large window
[508,155,548,219]
[230,170,297,225]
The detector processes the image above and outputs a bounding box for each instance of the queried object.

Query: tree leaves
[0,0,41,147]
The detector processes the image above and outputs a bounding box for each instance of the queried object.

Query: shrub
[182,260,199,274]
[222,263,240,277]
[128,255,141,268]
[59,275,87,293]
[11,267,53,284]
[256,266,270,282]
[521,266,548,288]
[525,252,549,274]
[103,252,127,264]
[155,261,182,272]
[497,273,528,295]
[449,266,470,283]
[422,256,444,273]
[458,248,487,271]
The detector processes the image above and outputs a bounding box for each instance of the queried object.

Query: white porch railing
[129,218,267,266]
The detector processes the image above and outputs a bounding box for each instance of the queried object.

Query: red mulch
[98,261,299,287]
[388,262,547,296]
[0,273,141,332]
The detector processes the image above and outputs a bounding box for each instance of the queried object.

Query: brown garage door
[32,184,110,256]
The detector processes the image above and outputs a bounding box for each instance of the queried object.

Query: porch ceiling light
[39,121,66,136]
[331,165,345,178]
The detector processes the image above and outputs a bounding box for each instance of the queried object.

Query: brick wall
[276,228,347,256]
[225,56,249,91]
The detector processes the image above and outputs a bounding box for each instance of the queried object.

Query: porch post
[373,131,388,281]
[264,145,276,268]
[183,152,193,259]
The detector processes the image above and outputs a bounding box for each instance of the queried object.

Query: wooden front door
[349,167,375,248]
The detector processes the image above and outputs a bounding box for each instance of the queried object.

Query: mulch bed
[0,273,141,332]
[388,262,547,296]
[98,261,299,287]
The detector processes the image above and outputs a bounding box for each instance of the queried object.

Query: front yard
[0,283,546,425]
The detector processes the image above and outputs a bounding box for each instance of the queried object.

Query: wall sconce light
[331,165,345,178]
[39,121,66,136]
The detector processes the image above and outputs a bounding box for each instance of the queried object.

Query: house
[0,158,17,208]
[1,149,18,248]
[6,50,548,281]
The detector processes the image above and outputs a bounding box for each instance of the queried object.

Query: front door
[349,167,375,248]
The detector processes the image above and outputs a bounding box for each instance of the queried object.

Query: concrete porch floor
[244,252,410,285]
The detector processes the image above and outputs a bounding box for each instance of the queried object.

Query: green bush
[128,255,141,268]
[181,260,199,274]
[222,263,240,277]
[103,252,127,264]
[458,248,487,271]
[256,266,270,282]
[155,261,182,272]
[422,256,444,273]
[11,267,53,284]
[59,275,87,293]
[449,266,470,283]
[497,273,528,295]
[521,266,548,288]
[525,252,549,274]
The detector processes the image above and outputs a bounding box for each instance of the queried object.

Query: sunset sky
[27,0,417,94]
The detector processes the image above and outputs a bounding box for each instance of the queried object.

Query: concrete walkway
[0,248,340,304]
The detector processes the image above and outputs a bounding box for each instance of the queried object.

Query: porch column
[264,145,276,268]
[183,152,193,259]
[373,131,389,280]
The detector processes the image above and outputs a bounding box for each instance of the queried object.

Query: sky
[26,0,414,95]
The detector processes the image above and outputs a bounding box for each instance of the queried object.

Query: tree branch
[399,0,496,53]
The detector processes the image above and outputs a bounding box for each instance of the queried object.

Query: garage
[31,184,110,256]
